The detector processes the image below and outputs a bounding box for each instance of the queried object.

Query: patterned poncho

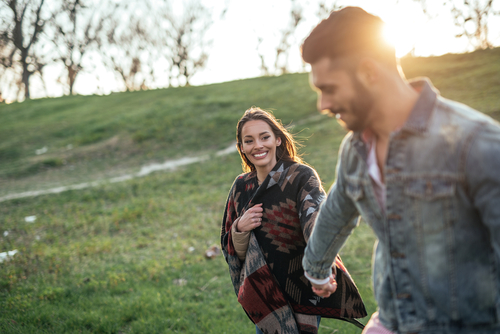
[221,161,367,334]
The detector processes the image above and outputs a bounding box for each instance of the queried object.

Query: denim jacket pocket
[404,178,455,200]
[404,178,456,235]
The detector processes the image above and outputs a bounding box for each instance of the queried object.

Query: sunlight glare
[383,20,418,58]
[375,2,427,58]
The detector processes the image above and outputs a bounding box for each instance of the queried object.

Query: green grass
[0,47,499,333]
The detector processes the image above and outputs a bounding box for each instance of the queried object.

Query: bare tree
[49,0,106,95]
[0,0,47,99]
[99,2,157,92]
[256,0,304,76]
[276,0,304,74]
[316,0,342,20]
[411,0,500,50]
[158,1,212,87]
[256,37,270,76]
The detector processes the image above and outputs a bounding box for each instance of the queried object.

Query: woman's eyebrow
[244,131,270,138]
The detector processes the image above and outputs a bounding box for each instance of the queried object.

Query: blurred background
[1,0,499,103]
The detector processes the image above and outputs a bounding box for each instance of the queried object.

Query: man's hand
[311,274,337,298]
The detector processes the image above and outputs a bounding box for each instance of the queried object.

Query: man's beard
[341,75,375,132]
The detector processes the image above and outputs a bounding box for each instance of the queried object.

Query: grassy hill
[1,47,499,196]
[0,47,499,333]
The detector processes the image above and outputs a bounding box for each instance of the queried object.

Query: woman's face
[240,120,281,173]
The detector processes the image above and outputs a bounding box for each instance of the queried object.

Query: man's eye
[323,86,335,95]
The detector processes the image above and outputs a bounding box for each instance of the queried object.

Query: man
[301,6,500,334]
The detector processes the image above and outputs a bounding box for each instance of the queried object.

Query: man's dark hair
[301,6,396,67]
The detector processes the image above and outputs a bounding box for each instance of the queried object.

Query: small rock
[35,146,48,155]
[24,216,36,223]
[204,245,221,259]
[0,250,18,263]
[173,278,187,286]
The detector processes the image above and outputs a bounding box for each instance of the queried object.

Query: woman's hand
[237,203,263,232]
[311,274,337,298]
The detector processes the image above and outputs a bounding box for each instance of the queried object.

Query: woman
[221,107,367,334]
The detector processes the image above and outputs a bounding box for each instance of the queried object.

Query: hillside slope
[1,47,499,196]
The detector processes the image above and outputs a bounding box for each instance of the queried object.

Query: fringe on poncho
[221,161,367,334]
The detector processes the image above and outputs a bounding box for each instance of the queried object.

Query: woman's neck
[256,166,273,185]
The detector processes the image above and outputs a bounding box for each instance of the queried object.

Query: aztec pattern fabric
[221,161,367,334]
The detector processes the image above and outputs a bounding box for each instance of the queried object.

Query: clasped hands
[311,273,338,298]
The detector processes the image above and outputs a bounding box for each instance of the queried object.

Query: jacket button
[391,252,406,258]
[386,168,401,174]
[426,181,433,194]
[397,293,411,299]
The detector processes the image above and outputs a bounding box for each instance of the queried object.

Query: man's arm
[302,141,360,286]
[466,121,500,255]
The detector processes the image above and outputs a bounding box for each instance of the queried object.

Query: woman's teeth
[254,152,267,157]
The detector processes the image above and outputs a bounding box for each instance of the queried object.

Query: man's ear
[356,58,379,86]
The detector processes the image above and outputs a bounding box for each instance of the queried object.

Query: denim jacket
[303,78,500,333]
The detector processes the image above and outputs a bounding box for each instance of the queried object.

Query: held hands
[311,274,337,298]
[237,203,263,232]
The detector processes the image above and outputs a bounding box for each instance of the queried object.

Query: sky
[191,0,500,86]
[23,0,500,100]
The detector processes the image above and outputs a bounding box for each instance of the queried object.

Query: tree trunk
[21,50,30,99]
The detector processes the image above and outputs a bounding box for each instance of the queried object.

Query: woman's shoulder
[232,171,257,185]
[279,161,322,187]
[290,162,320,178]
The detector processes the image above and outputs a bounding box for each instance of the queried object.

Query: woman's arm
[220,176,263,262]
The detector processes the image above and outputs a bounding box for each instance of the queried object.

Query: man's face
[310,57,374,132]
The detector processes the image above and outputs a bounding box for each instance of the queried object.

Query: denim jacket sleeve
[302,136,361,280]
[466,120,500,256]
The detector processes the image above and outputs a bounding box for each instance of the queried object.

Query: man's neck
[369,79,419,141]
[365,78,420,181]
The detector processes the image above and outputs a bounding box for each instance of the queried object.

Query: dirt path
[0,143,238,203]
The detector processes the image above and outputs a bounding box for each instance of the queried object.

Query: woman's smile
[253,151,268,159]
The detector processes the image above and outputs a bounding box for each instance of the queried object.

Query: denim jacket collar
[403,78,438,134]
[350,77,438,159]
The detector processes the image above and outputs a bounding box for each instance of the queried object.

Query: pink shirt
[363,130,386,211]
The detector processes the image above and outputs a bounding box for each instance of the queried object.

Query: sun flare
[383,20,419,58]
[375,2,430,58]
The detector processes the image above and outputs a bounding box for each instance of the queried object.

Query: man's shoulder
[436,97,500,131]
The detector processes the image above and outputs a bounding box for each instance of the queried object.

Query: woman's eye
[262,136,270,140]
[244,140,252,144]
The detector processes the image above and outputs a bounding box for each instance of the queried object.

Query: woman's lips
[253,151,268,159]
